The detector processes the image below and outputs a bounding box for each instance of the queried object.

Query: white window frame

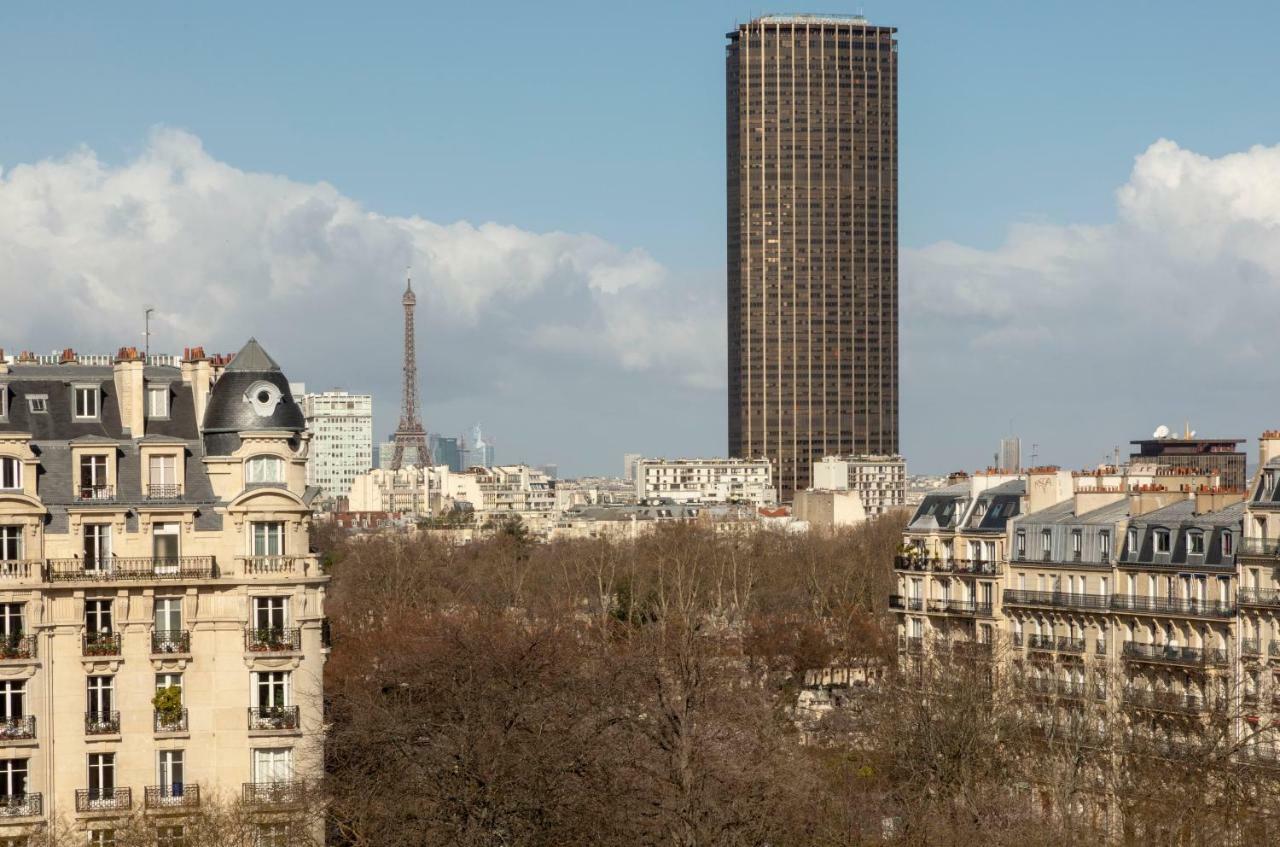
[252,747,292,784]
[1154,529,1171,554]
[1188,531,1204,556]
[146,384,170,419]
[245,456,285,485]
[0,458,19,490]
[250,522,285,557]
[73,385,100,420]
[0,528,20,562]
[26,395,46,414]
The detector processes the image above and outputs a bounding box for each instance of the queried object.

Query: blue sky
[5,1,1280,476]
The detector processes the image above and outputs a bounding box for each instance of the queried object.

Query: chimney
[0,349,8,376]
[1026,466,1072,514]
[181,346,213,429]
[59,348,77,365]
[1260,431,1280,472]
[113,347,146,437]
[1192,485,1246,516]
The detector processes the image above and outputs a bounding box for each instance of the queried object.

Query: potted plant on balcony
[261,704,296,730]
[84,632,117,657]
[152,685,184,731]
[0,632,25,660]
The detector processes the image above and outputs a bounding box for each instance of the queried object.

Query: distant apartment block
[300,389,372,500]
[811,455,906,518]
[634,458,776,506]
[1129,433,1246,490]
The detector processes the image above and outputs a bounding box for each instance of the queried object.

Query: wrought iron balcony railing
[242,781,305,806]
[85,710,121,735]
[1057,636,1085,654]
[1243,638,1263,656]
[1002,589,1110,611]
[145,484,182,500]
[248,706,299,732]
[245,627,301,654]
[1239,537,1280,557]
[893,556,1003,575]
[82,632,121,657]
[888,595,923,612]
[0,793,41,817]
[48,557,215,582]
[77,485,115,501]
[144,784,199,809]
[75,787,131,813]
[1122,641,1229,667]
[1239,587,1280,607]
[1027,634,1056,651]
[1123,688,1206,714]
[1110,595,1235,618]
[151,629,190,655]
[0,635,35,661]
[0,715,35,741]
[154,708,188,734]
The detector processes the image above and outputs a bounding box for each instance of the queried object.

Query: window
[0,759,26,799]
[0,459,19,490]
[1015,530,1026,558]
[89,831,116,847]
[157,750,184,794]
[87,676,114,717]
[155,597,182,635]
[25,396,46,414]
[1040,529,1052,560]
[146,385,169,419]
[0,681,24,721]
[251,522,285,557]
[254,597,287,632]
[149,455,179,495]
[79,455,110,498]
[256,823,290,847]
[73,386,99,420]
[1099,530,1111,561]
[1071,529,1082,559]
[0,605,22,638]
[85,600,113,635]
[83,524,112,570]
[153,523,180,562]
[254,671,290,709]
[1223,532,1234,557]
[252,747,292,784]
[1188,531,1204,556]
[1154,529,1171,554]
[1127,528,1138,556]
[156,673,183,698]
[156,826,184,847]
[246,456,285,485]
[88,753,116,803]
[0,386,6,420]
[0,528,19,562]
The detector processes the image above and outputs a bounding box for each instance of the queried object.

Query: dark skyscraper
[726,14,899,501]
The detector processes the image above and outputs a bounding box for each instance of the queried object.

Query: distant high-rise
[999,437,1021,473]
[726,14,899,501]
[301,389,374,499]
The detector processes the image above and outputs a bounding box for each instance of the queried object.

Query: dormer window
[1187,531,1204,556]
[1154,529,1171,554]
[0,386,7,420]
[1223,532,1234,557]
[1127,528,1137,557]
[1040,529,1052,560]
[73,385,99,420]
[146,384,169,419]
[245,456,285,485]
[26,396,47,414]
[1015,530,1026,559]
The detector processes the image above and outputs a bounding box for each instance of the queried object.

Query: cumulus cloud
[903,138,1280,472]
[0,129,726,472]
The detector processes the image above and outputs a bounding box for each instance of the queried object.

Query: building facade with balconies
[0,340,327,842]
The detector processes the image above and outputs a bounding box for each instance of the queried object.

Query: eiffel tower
[389,276,429,471]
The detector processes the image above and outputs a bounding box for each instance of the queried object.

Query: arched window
[245,456,285,485]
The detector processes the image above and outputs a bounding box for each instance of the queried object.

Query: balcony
[85,711,121,735]
[144,784,200,809]
[239,556,304,577]
[75,787,131,813]
[82,632,121,658]
[48,556,216,583]
[1002,589,1110,612]
[1243,639,1263,657]
[245,627,301,655]
[1121,641,1228,668]
[0,716,35,742]
[1027,634,1056,651]
[1239,587,1280,608]
[1056,636,1085,654]
[1239,537,1280,558]
[242,781,306,807]
[888,595,923,612]
[1109,595,1235,618]
[151,629,190,655]
[1123,688,1206,715]
[0,635,36,662]
[0,793,41,818]
[0,560,40,583]
[154,708,188,734]
[892,557,1003,576]
[77,485,116,502]
[248,705,299,732]
[899,636,924,654]
[144,484,182,501]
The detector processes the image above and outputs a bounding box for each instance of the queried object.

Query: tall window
[152,523,180,562]
[1071,530,1082,559]
[149,455,178,495]
[254,671,290,709]
[0,759,26,799]
[1154,529,1171,554]
[84,524,111,569]
[1015,530,1026,559]
[245,456,285,485]
[89,830,116,847]
[1040,529,1052,560]
[1224,531,1235,557]
[79,456,109,498]
[156,673,183,697]
[87,676,114,715]
[0,458,19,490]
[254,597,287,632]
[146,385,169,419]
[1099,530,1111,561]
[1188,531,1204,555]
[251,523,285,557]
[74,386,99,420]
[85,600,113,635]
[155,597,182,635]
[0,605,22,637]
[157,750,184,793]
[252,748,292,784]
[0,528,20,561]
[0,681,24,721]
[88,753,115,801]
[1127,528,1138,557]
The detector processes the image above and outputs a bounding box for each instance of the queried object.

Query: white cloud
[0,128,723,389]
[903,138,1280,472]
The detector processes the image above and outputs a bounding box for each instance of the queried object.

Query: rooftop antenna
[143,306,154,361]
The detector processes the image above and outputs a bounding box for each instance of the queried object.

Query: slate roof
[1123,500,1244,568]
[202,340,304,455]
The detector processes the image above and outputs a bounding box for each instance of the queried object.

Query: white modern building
[300,389,372,501]
[633,458,776,506]
[811,455,907,518]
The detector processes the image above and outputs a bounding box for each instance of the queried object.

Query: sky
[4,1,1280,476]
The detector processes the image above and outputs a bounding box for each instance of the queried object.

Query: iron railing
[1243,638,1263,656]
[0,715,35,741]
[1239,538,1280,557]
[1239,587,1280,607]
[1002,589,1110,611]
[77,485,115,501]
[245,628,301,653]
[248,706,299,731]
[242,781,305,806]
[85,711,120,735]
[144,784,199,809]
[145,484,182,500]
[888,595,923,612]
[0,793,41,817]
[151,630,190,655]
[154,708,188,734]
[82,632,121,657]
[892,557,1003,575]
[48,557,215,582]
[75,787,131,812]
[0,635,35,661]
[1110,595,1235,618]
[1121,641,1228,667]
[1057,636,1085,654]
[1123,688,1205,714]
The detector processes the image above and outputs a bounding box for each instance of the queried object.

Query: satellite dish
[1153,425,1171,439]
[1189,431,1196,438]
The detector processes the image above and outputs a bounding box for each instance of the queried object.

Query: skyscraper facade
[301,389,373,500]
[726,14,899,500]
